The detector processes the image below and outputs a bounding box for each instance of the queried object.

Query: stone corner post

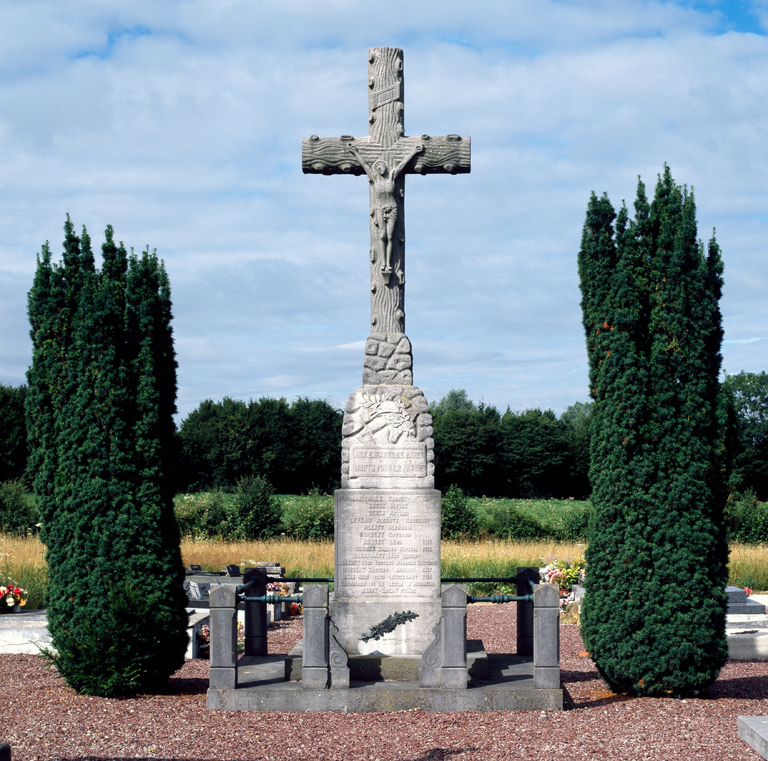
[302,585,330,690]
[533,582,560,689]
[209,584,238,689]
[440,584,468,689]
[517,566,540,656]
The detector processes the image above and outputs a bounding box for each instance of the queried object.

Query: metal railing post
[516,566,540,656]
[243,567,268,656]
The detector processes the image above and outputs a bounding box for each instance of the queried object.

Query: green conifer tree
[578,167,728,697]
[27,220,187,696]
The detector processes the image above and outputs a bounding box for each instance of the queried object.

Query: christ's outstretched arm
[391,143,424,180]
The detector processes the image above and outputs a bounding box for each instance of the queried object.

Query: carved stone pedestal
[332,381,441,657]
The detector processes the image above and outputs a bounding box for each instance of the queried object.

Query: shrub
[27,221,189,696]
[0,481,39,535]
[174,490,231,537]
[441,485,479,539]
[578,169,728,697]
[480,500,545,540]
[557,501,595,541]
[41,579,180,696]
[282,488,334,540]
[728,489,768,544]
[231,475,282,539]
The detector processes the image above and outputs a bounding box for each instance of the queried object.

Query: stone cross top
[302,47,470,347]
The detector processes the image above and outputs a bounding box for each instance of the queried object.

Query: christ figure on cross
[349,142,424,281]
[302,46,470,336]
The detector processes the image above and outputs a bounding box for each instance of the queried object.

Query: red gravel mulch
[2,605,767,760]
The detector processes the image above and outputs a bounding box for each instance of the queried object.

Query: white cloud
[1,1,768,420]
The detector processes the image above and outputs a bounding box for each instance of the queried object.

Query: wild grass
[728,543,768,591]
[441,538,585,578]
[2,527,767,609]
[470,497,591,535]
[180,536,334,578]
[0,533,47,609]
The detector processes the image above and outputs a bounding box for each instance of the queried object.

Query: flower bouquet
[266,581,291,597]
[540,556,586,621]
[196,621,245,658]
[1,581,27,612]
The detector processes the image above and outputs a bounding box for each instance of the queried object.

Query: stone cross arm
[302,134,470,176]
[301,47,471,343]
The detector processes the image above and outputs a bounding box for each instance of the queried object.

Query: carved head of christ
[374,160,388,177]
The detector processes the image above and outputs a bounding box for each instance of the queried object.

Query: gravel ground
[2,605,767,761]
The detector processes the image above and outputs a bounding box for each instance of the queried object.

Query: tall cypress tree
[578,167,728,697]
[27,220,187,696]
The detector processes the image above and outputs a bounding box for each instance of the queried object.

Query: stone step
[727,585,748,604]
[738,717,768,760]
[282,638,489,682]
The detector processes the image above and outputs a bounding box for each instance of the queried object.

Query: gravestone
[302,47,470,657]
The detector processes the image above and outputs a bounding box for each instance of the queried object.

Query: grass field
[3,529,766,608]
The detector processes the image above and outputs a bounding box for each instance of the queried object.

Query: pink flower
[745,587,754,597]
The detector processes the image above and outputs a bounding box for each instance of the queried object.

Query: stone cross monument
[302,47,470,658]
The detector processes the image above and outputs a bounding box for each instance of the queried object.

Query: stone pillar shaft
[209,585,238,689]
[533,582,561,689]
[302,585,330,689]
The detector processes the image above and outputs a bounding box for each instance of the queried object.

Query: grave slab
[738,716,768,760]
[209,654,562,712]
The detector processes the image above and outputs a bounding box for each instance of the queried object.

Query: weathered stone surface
[286,640,488,682]
[440,585,468,689]
[395,336,412,354]
[332,488,441,656]
[208,658,564,711]
[359,332,414,385]
[389,354,411,372]
[340,385,434,489]
[533,583,560,689]
[329,619,350,689]
[419,620,442,688]
[302,48,469,336]
[364,355,387,372]
[302,586,330,690]
[210,585,238,688]
[738,717,768,760]
[378,342,396,359]
[727,586,767,615]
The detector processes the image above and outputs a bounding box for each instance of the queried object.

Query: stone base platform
[284,638,489,682]
[206,653,563,712]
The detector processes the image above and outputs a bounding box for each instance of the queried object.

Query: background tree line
[3,374,768,499]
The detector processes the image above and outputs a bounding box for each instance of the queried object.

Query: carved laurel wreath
[359,393,415,437]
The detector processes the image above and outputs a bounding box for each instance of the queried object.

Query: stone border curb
[738,716,768,759]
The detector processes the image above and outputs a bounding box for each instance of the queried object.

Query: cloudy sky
[2,1,768,421]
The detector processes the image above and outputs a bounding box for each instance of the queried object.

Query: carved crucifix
[302,47,470,337]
